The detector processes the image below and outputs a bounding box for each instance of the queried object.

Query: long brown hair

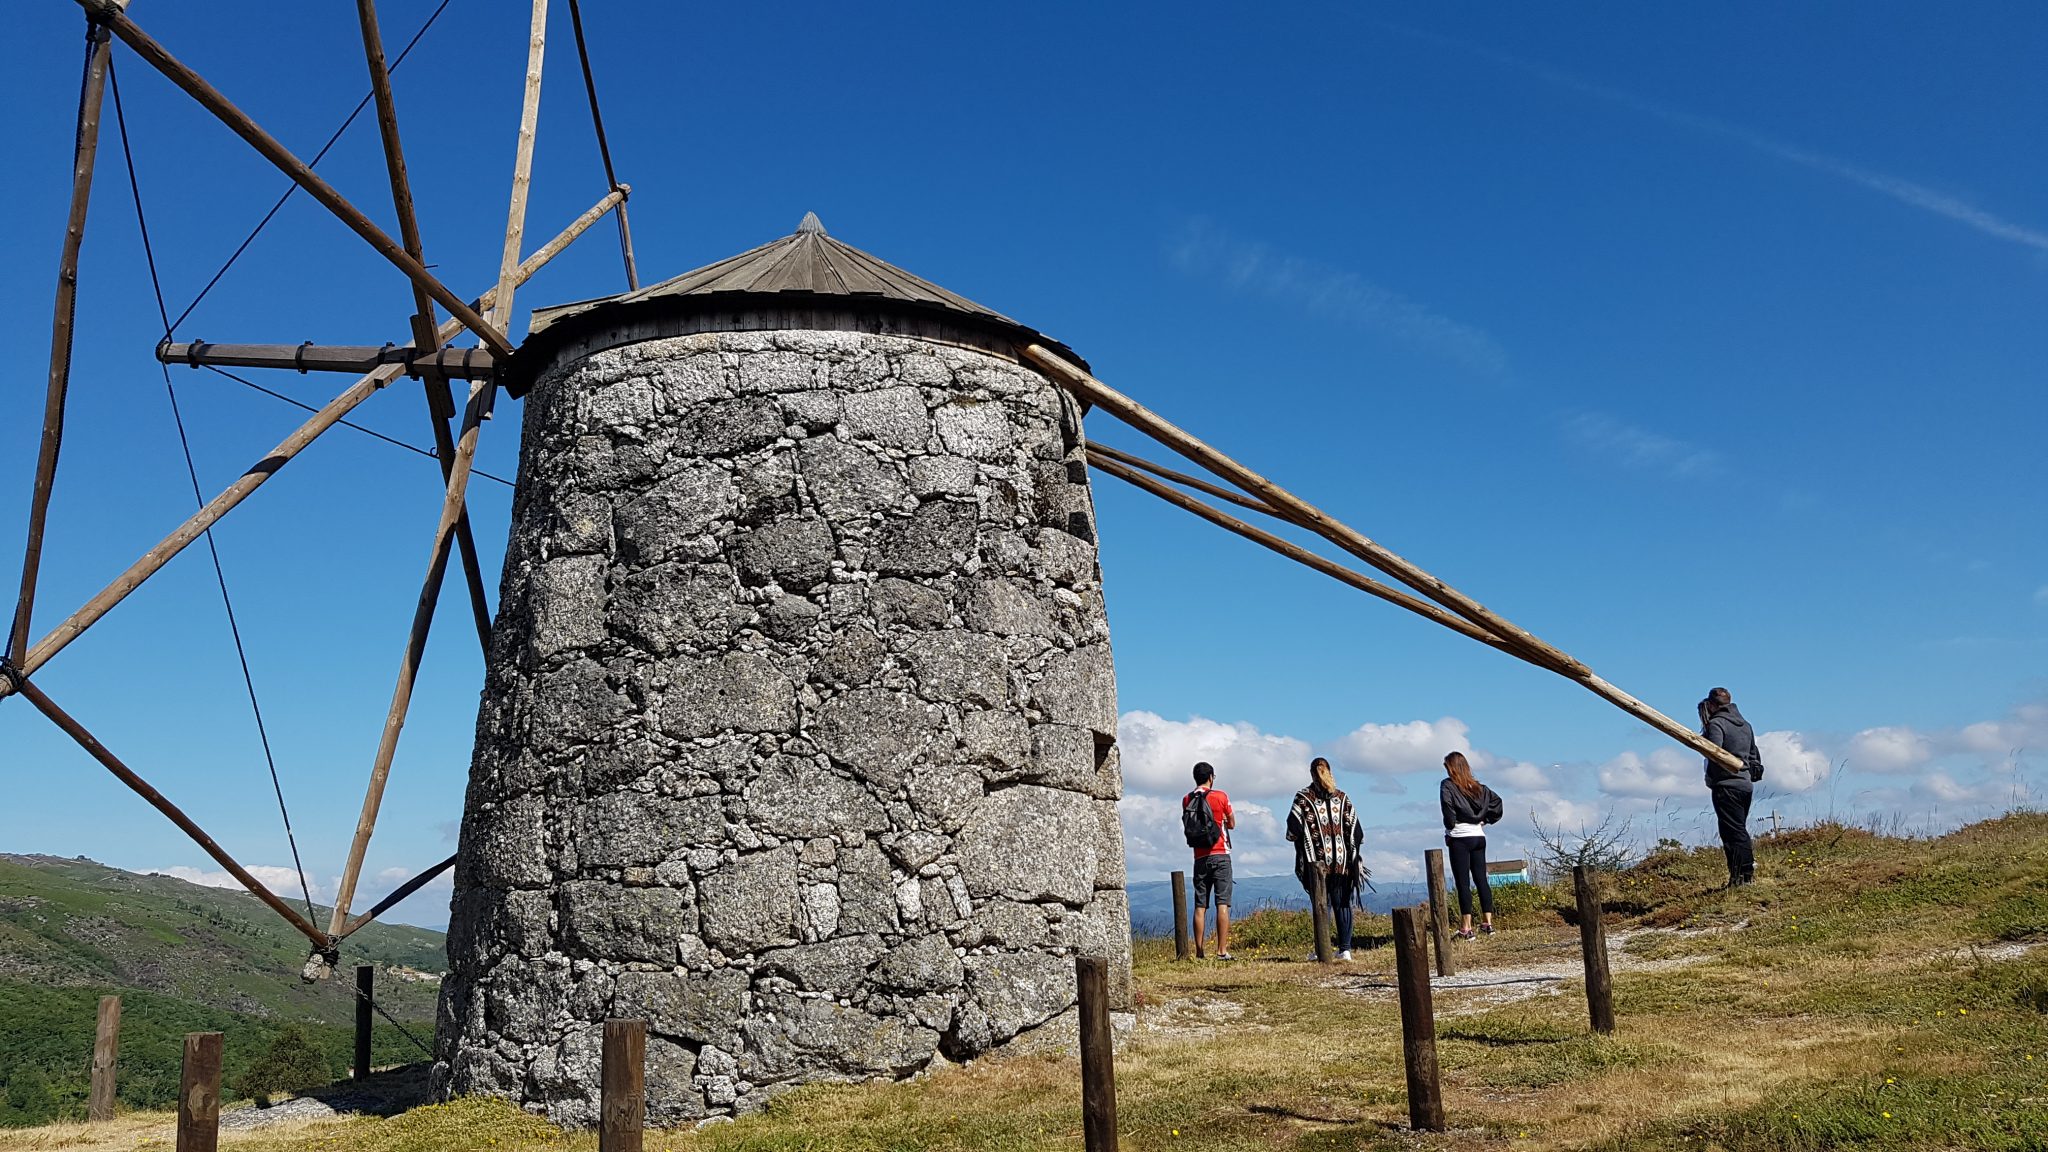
[1444,751,1483,798]
[1310,756,1337,794]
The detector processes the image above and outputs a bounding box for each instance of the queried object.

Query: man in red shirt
[1185,761,1236,959]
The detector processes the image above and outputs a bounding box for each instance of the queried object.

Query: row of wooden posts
[101,862,1613,1149]
[1156,857,1618,1139]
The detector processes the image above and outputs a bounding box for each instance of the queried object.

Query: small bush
[233,1024,333,1106]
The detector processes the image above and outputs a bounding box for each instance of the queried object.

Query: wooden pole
[338,851,457,939]
[600,1018,645,1152]
[175,1031,222,1152]
[1076,955,1119,1152]
[74,0,513,358]
[354,966,374,1080]
[1035,345,1747,776]
[14,677,329,949]
[1424,848,1456,977]
[89,994,120,1121]
[11,17,115,669]
[1085,452,1529,660]
[1573,866,1616,1035]
[1089,441,1283,520]
[327,378,491,936]
[1308,867,1333,964]
[5,191,622,694]
[1390,907,1446,1132]
[1169,869,1190,961]
[490,0,549,336]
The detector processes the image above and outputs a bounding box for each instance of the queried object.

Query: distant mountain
[0,854,443,1126]
[1126,872,1430,935]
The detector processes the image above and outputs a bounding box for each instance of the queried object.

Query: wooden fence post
[1390,908,1446,1132]
[601,1018,646,1152]
[1170,870,1190,961]
[176,1032,222,1152]
[1573,866,1616,1034]
[1308,868,1333,963]
[1076,955,1119,1152]
[89,994,120,1121]
[355,965,375,1080]
[1424,848,1456,976]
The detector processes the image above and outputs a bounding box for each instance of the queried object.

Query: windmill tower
[435,214,1132,1123]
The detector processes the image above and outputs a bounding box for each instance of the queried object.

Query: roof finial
[796,211,826,236]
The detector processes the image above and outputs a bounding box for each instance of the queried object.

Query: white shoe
[1337,950,1353,962]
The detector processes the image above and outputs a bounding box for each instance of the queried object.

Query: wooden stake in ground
[176,1031,222,1152]
[601,1018,645,1152]
[11,15,116,669]
[354,966,374,1080]
[1390,907,1446,1132]
[89,994,120,1121]
[1424,848,1456,977]
[1076,955,1119,1152]
[1574,866,1617,1034]
[1170,869,1191,962]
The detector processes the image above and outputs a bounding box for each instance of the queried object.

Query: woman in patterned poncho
[1286,757,1366,960]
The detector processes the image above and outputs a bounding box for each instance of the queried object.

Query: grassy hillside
[0,856,443,1126]
[5,815,2044,1149]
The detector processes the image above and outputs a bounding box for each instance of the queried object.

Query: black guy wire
[109,53,320,929]
[164,0,457,336]
[199,365,515,488]
[565,0,636,283]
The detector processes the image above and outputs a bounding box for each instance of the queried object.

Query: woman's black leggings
[1446,834,1493,916]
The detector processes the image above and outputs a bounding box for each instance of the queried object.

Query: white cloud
[156,864,334,904]
[1597,748,1698,799]
[1846,726,1937,774]
[1167,218,1509,375]
[1115,793,1293,878]
[1758,730,1832,792]
[1328,717,1471,776]
[1117,711,1313,801]
[143,861,454,927]
[1563,412,1722,481]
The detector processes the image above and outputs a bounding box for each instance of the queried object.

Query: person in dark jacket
[1700,686,1765,887]
[1439,751,1504,939]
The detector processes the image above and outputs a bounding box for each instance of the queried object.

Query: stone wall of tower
[434,329,1129,1125]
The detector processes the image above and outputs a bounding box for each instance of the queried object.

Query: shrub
[234,1024,334,1106]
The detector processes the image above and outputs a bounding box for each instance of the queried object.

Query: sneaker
[1216,951,1235,961]
[1479,923,1495,936]
[1337,950,1354,962]
[1456,929,1477,942]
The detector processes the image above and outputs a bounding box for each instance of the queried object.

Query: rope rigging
[108,53,319,929]
[164,0,457,337]
[565,0,637,289]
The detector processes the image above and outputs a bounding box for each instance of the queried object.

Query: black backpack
[1182,789,1220,849]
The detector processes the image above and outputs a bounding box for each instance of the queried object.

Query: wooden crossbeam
[1034,345,1746,774]
[158,342,499,378]
[2,190,624,698]
[75,0,515,359]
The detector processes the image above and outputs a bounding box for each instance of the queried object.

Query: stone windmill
[5,0,1746,1128]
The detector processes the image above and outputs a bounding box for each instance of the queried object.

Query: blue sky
[3,3,2043,926]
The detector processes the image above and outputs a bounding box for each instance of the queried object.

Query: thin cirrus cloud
[1390,24,2048,256]
[1165,217,1511,377]
[1561,411,1723,481]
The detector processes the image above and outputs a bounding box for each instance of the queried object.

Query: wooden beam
[337,851,456,938]
[1042,347,1745,774]
[75,0,513,358]
[326,378,492,937]
[175,1032,221,1152]
[11,19,115,669]
[1084,451,1538,663]
[489,0,549,335]
[5,190,623,694]
[157,342,498,378]
[1089,441,1284,521]
[13,676,330,949]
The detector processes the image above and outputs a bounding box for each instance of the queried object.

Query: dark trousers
[1325,873,1356,952]
[1711,779,1755,883]
[1446,835,1493,916]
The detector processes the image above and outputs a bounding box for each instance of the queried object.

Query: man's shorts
[1192,853,1234,909]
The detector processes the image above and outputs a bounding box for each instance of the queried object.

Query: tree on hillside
[0,1063,56,1127]
[233,1025,333,1107]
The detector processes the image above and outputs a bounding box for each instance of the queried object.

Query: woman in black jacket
[1439,751,1503,940]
